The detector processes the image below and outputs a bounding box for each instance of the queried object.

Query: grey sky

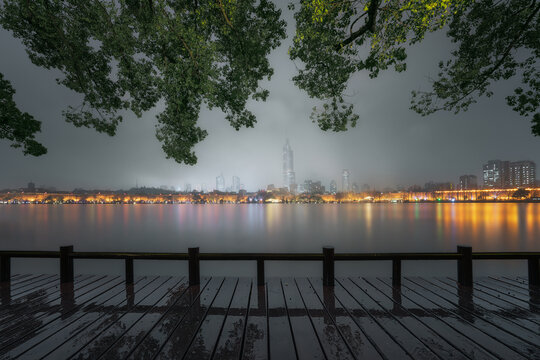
[0,6,538,191]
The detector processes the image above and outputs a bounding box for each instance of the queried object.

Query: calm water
[1,203,539,277]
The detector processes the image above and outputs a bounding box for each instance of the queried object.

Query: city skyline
[0,3,538,191]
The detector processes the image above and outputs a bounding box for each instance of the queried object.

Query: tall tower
[282,139,296,190]
[342,169,350,192]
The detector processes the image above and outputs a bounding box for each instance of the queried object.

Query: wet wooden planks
[0,275,538,359]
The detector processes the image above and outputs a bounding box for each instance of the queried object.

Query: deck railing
[0,246,539,288]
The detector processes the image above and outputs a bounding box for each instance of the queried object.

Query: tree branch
[335,0,379,51]
[217,0,233,28]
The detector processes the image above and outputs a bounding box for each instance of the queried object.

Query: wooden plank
[357,277,467,359]
[0,275,109,333]
[24,276,178,359]
[459,278,540,321]
[182,278,241,359]
[342,277,438,359]
[8,275,59,298]
[241,283,268,360]
[375,277,496,360]
[121,277,216,360]
[402,278,529,359]
[333,278,410,359]
[435,277,540,330]
[212,277,252,360]
[0,275,90,321]
[5,274,45,289]
[414,278,539,349]
[151,277,227,359]
[50,275,178,359]
[266,277,297,360]
[294,278,356,360]
[9,274,56,294]
[494,276,538,292]
[0,275,124,352]
[308,278,383,359]
[281,277,326,360]
[473,278,540,312]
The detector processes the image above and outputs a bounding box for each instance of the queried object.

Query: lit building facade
[483,160,509,188]
[509,161,536,187]
[282,139,296,191]
[329,180,337,194]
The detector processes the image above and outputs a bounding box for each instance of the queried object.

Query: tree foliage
[0,0,538,163]
[0,0,286,164]
[290,0,539,135]
[0,73,47,156]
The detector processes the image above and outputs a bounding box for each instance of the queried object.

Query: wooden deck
[0,275,539,359]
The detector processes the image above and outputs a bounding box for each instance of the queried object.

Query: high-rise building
[216,174,225,192]
[352,183,359,193]
[232,176,240,193]
[459,175,477,190]
[329,180,337,194]
[342,169,350,192]
[282,139,296,191]
[509,161,536,187]
[184,183,192,193]
[483,160,509,188]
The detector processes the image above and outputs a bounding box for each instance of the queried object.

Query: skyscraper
[509,161,536,187]
[329,180,337,194]
[216,174,225,192]
[282,139,296,191]
[232,176,240,193]
[342,169,350,192]
[483,160,509,188]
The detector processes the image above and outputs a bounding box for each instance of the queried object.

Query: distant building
[184,183,192,193]
[232,176,241,193]
[342,169,350,192]
[361,184,370,192]
[303,180,325,194]
[329,180,337,194]
[216,174,225,192]
[509,161,536,187]
[27,182,35,192]
[459,175,477,190]
[267,184,276,191]
[352,183,359,193]
[424,181,453,192]
[282,139,296,191]
[483,160,510,188]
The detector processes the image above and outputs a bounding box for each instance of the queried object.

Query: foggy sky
[1,6,538,192]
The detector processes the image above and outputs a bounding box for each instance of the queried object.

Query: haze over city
[0,4,538,192]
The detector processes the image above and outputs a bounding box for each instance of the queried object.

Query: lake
[1,203,539,277]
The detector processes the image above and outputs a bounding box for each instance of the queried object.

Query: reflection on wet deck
[0,275,538,359]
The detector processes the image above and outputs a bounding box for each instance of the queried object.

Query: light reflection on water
[0,203,539,277]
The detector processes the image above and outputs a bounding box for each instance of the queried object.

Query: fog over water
[0,4,539,191]
[2,203,539,277]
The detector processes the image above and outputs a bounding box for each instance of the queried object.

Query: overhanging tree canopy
[0,0,538,164]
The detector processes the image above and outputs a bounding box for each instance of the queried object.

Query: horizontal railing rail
[0,246,539,288]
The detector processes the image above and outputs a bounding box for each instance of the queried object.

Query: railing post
[125,258,134,285]
[188,247,200,286]
[528,257,539,286]
[0,255,10,283]
[392,259,401,287]
[257,259,265,286]
[323,247,334,287]
[457,245,472,287]
[60,245,74,283]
